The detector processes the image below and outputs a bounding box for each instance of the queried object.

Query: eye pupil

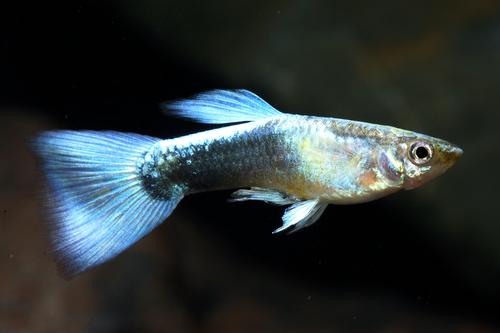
[415,146,429,159]
[409,142,433,165]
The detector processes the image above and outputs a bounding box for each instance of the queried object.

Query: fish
[33,89,463,276]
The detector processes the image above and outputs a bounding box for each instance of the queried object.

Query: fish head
[396,134,463,190]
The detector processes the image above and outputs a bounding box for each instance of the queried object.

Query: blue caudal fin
[162,89,283,124]
[33,131,182,277]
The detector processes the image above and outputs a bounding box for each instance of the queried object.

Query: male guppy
[34,89,462,276]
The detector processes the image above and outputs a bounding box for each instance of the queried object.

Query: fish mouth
[452,146,464,158]
[441,144,463,167]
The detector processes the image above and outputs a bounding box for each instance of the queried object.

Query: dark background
[2,1,500,332]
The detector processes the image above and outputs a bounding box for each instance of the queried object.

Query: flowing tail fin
[33,131,182,277]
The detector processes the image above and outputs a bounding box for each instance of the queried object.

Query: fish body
[33,89,462,276]
[141,114,459,203]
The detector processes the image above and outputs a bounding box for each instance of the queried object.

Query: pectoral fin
[273,199,328,234]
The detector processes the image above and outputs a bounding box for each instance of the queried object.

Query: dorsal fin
[162,89,283,124]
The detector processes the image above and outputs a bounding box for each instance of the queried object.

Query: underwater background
[2,0,500,332]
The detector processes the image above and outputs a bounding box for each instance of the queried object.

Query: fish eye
[409,142,433,165]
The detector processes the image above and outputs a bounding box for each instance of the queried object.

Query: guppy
[34,89,462,276]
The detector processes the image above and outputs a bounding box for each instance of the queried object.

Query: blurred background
[2,0,500,332]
